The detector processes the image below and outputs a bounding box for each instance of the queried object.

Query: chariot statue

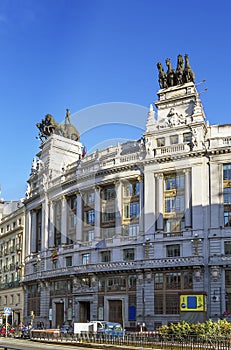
[36,109,80,142]
[157,62,168,89]
[183,54,195,83]
[157,54,195,89]
[166,58,175,87]
[175,54,184,85]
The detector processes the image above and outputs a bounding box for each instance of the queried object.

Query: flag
[82,145,87,158]
[95,238,106,250]
[51,249,58,259]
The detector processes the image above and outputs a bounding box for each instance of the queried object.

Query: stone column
[184,169,192,228]
[115,181,122,235]
[42,197,49,250]
[76,191,82,242]
[144,171,156,234]
[94,187,101,239]
[61,196,67,245]
[138,176,144,233]
[210,162,222,228]
[25,210,31,257]
[31,210,37,253]
[156,174,164,231]
[48,200,55,247]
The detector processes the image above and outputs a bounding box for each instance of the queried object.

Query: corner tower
[145,54,207,157]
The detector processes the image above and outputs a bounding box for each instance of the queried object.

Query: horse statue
[54,123,80,141]
[175,54,184,85]
[166,58,175,87]
[183,54,195,83]
[157,62,168,89]
[36,114,57,141]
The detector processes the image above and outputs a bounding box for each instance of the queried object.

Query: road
[0,338,100,350]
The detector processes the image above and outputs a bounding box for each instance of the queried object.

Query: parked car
[96,321,124,338]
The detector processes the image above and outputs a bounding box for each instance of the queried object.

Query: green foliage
[157,319,231,340]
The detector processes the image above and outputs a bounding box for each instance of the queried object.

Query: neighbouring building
[2,55,231,330]
[0,200,25,325]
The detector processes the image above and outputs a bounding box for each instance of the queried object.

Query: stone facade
[1,75,231,330]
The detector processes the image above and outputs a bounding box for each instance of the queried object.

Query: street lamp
[191,234,202,256]
[143,238,152,259]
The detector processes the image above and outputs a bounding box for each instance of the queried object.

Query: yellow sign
[180,294,206,312]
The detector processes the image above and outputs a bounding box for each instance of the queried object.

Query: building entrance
[108,300,122,325]
[55,302,64,328]
[79,301,90,322]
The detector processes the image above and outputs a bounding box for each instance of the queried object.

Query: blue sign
[4,307,11,315]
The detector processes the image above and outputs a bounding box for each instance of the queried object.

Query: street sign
[4,307,11,315]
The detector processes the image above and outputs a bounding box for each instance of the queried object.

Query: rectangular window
[165,195,184,213]
[166,272,181,289]
[86,191,95,205]
[224,188,231,204]
[107,276,126,292]
[101,227,115,238]
[157,137,165,147]
[224,164,231,180]
[123,248,135,261]
[101,251,111,262]
[183,132,192,143]
[164,218,185,232]
[225,242,231,255]
[82,253,90,265]
[122,224,139,237]
[166,244,180,257]
[102,205,115,222]
[66,256,72,267]
[165,174,185,191]
[52,259,58,269]
[123,182,140,197]
[124,202,140,219]
[87,210,95,224]
[155,273,163,290]
[102,187,116,200]
[170,135,178,144]
[88,230,94,241]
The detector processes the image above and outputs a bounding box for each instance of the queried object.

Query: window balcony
[155,143,190,157]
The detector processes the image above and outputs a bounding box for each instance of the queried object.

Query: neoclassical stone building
[20,57,231,330]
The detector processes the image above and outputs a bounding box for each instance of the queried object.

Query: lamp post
[191,234,201,256]
[143,238,152,259]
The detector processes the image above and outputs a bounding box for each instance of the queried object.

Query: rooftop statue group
[157,54,195,89]
[36,108,80,142]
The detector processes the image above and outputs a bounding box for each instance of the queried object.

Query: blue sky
[0,0,230,200]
